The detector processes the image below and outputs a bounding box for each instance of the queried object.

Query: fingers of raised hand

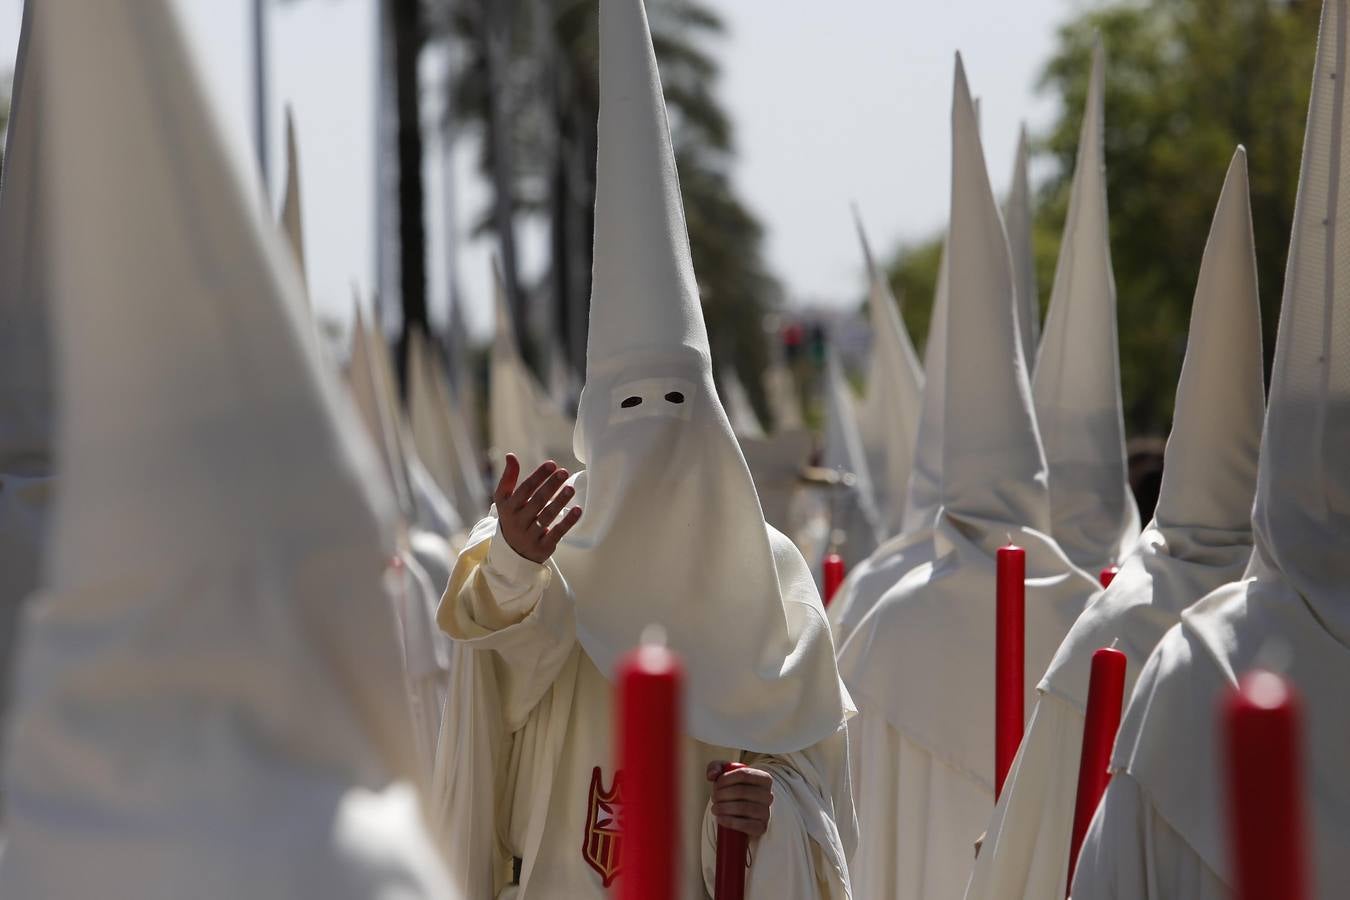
[522,469,571,519]
[541,506,583,553]
[492,453,521,505]
[537,485,576,528]
[509,461,557,511]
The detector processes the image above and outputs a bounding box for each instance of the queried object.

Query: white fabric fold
[0,2,451,894]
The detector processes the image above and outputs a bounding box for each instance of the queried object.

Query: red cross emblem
[582,766,624,887]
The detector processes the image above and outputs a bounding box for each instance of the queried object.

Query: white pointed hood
[1041,146,1265,709]
[0,2,450,894]
[1007,125,1040,370]
[552,0,847,753]
[0,0,54,718]
[854,209,925,535]
[280,107,307,294]
[838,57,1095,786]
[488,263,579,474]
[820,345,883,565]
[900,242,949,534]
[1032,40,1140,571]
[830,233,949,649]
[1098,8,1350,885]
[409,328,489,522]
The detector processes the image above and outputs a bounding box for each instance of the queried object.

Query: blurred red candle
[708,762,750,900]
[616,636,684,900]
[1099,566,1119,588]
[995,542,1026,799]
[823,553,846,608]
[1066,646,1127,894]
[1224,671,1309,900]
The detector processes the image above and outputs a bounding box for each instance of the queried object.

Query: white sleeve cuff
[484,514,547,587]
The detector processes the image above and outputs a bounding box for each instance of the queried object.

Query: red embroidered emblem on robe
[582,766,623,886]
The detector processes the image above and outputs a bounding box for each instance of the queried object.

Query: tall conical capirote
[1041,145,1266,709]
[941,56,1049,535]
[554,0,846,755]
[0,1,449,895]
[1250,0,1350,641]
[1007,124,1040,370]
[1032,39,1139,571]
[854,207,924,536]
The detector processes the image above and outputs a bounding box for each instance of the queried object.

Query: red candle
[1099,566,1119,588]
[1066,646,1127,894]
[708,762,750,900]
[1224,671,1309,900]
[995,542,1026,799]
[822,553,846,608]
[616,637,684,900]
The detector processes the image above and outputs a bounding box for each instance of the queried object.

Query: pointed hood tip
[1153,147,1263,531]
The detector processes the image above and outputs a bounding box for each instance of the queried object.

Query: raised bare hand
[493,453,583,564]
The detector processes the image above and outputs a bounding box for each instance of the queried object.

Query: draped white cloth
[1031,42,1139,574]
[838,58,1097,899]
[966,146,1265,900]
[1074,4,1350,895]
[0,2,452,895]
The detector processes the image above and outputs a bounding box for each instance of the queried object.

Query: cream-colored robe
[848,710,991,900]
[1069,773,1227,899]
[963,693,1083,900]
[434,514,853,899]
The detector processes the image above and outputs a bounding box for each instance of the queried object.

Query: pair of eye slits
[620,391,684,409]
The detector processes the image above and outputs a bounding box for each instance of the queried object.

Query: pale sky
[0,0,1072,340]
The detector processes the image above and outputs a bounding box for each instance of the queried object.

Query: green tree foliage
[885,0,1320,435]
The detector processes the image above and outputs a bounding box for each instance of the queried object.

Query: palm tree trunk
[390,0,428,395]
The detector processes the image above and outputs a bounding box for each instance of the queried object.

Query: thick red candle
[822,553,846,608]
[995,542,1026,799]
[1223,671,1309,900]
[1066,646,1127,894]
[1099,566,1119,588]
[708,762,750,900]
[616,638,684,900]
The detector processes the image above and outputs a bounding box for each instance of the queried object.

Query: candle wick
[1109,637,1120,650]
[640,623,668,649]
